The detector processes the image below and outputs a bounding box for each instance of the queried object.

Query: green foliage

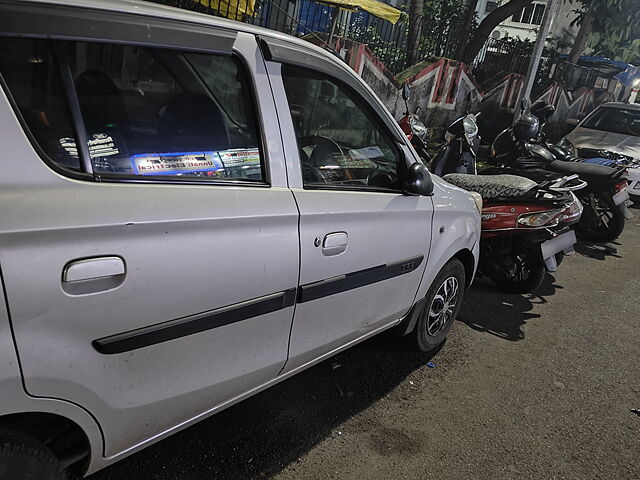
[570,0,640,62]
[418,0,476,58]
[348,23,408,71]
[589,34,640,63]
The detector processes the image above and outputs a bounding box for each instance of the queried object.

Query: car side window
[0,38,81,171]
[281,64,402,191]
[0,38,265,182]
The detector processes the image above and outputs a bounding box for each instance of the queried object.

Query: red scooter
[443,173,582,293]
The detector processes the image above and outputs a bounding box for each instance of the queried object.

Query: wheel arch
[453,248,476,288]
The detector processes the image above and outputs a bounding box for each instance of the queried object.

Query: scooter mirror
[402,84,411,101]
[520,97,531,113]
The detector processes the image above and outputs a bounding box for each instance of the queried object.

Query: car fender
[415,177,480,305]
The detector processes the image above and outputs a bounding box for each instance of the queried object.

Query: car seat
[158,91,230,152]
[75,70,128,134]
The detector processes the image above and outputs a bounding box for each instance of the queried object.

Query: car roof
[8,0,350,74]
[596,102,640,111]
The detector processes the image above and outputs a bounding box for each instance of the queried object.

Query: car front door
[0,12,298,457]
[265,54,434,371]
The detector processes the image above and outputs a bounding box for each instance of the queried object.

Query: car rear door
[262,40,434,371]
[0,7,297,457]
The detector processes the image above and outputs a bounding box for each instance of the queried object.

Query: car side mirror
[566,118,579,127]
[403,162,434,196]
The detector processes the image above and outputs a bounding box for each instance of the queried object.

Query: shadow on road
[457,274,560,341]
[89,335,440,480]
[574,239,621,260]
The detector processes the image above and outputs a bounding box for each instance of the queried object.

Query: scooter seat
[546,160,622,181]
[443,174,537,199]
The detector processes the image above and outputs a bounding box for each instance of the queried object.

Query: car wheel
[409,258,466,353]
[0,429,72,480]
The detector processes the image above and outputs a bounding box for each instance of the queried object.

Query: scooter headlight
[409,115,428,141]
[557,137,576,157]
[517,209,562,228]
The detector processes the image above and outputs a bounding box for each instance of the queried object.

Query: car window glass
[1,38,265,182]
[0,38,81,171]
[582,107,640,137]
[68,42,265,181]
[282,64,401,191]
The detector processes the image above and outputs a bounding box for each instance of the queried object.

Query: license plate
[541,230,577,260]
[613,189,630,205]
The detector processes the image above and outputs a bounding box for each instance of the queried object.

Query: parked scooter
[428,110,581,292]
[443,173,582,293]
[398,85,430,162]
[492,102,630,242]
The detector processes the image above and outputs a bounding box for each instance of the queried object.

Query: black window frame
[281,63,407,195]
[0,6,270,187]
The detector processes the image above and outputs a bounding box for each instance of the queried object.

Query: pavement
[91,206,640,480]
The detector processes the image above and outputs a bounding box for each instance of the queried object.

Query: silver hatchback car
[0,1,481,478]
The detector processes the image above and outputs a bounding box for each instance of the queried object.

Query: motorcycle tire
[490,265,546,294]
[488,247,546,294]
[576,193,625,243]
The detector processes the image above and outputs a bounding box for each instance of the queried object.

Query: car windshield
[581,107,640,137]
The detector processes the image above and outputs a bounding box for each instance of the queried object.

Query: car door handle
[322,232,348,256]
[62,256,126,295]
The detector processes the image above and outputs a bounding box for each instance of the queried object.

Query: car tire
[0,429,71,480]
[409,258,466,353]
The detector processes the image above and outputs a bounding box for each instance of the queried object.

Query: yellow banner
[318,0,401,24]
[194,0,256,21]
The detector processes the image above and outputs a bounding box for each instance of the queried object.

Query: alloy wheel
[426,276,459,336]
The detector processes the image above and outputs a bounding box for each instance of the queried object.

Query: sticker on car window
[131,152,223,176]
[217,148,261,167]
[59,133,121,159]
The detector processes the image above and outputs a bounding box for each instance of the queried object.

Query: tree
[459,0,536,64]
[568,0,640,64]
[407,0,425,66]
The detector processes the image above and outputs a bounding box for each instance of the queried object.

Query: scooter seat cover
[547,160,619,177]
[443,174,537,199]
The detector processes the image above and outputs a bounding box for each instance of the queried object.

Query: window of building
[511,3,546,24]
[531,4,546,24]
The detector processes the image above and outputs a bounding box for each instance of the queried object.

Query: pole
[327,8,339,48]
[513,0,560,120]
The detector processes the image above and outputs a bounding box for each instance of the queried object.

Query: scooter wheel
[490,264,546,294]
[576,193,625,242]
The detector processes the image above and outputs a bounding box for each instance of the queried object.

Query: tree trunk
[407,0,424,66]
[568,9,595,64]
[462,0,535,64]
[455,0,478,61]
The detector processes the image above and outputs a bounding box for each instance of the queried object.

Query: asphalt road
[91,205,640,480]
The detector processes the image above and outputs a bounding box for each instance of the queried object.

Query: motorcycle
[443,173,582,293]
[398,85,430,163]
[490,102,630,243]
